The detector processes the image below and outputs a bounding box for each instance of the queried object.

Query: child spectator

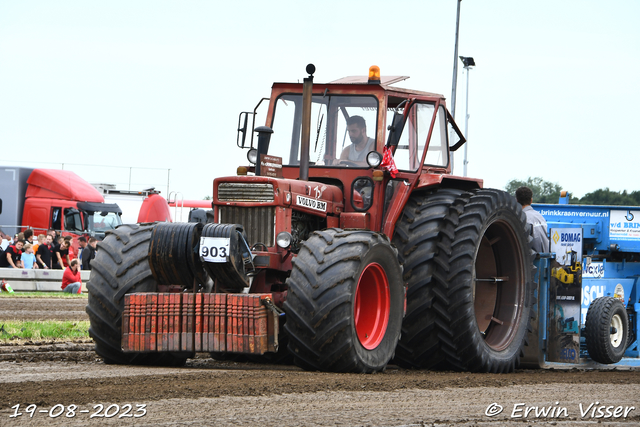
[36,235,54,269]
[22,243,38,269]
[0,240,24,268]
[33,234,46,255]
[61,259,82,293]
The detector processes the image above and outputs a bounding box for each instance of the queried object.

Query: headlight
[276,231,292,249]
[247,148,258,164]
[366,151,382,168]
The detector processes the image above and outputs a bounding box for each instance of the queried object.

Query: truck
[0,167,123,238]
[92,184,172,225]
[93,184,211,224]
[522,196,640,369]
[86,65,535,373]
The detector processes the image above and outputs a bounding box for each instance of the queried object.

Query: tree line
[504,177,640,206]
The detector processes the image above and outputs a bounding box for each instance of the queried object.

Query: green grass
[0,320,90,341]
[0,291,87,298]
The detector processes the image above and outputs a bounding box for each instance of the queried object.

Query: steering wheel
[337,160,360,167]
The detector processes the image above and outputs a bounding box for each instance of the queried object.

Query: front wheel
[86,224,190,366]
[284,229,404,373]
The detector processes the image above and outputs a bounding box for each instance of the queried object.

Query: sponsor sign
[260,154,283,178]
[550,228,583,266]
[610,209,640,241]
[582,262,604,278]
[296,195,327,212]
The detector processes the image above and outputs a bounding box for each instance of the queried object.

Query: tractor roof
[272,74,445,100]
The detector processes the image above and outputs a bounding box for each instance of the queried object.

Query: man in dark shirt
[79,236,96,270]
[36,235,54,269]
[1,240,24,268]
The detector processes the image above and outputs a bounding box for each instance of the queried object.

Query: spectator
[55,239,71,269]
[52,237,63,269]
[61,259,82,294]
[33,234,46,255]
[0,231,10,251]
[80,237,97,270]
[22,243,38,269]
[23,229,34,245]
[36,235,54,269]
[63,235,76,261]
[515,186,550,253]
[0,240,24,268]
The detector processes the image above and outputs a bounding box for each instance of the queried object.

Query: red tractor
[86,65,534,373]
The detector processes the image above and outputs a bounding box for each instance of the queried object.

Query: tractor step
[122,293,278,354]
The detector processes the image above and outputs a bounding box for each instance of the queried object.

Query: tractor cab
[234,65,469,237]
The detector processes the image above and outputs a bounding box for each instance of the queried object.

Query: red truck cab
[1,167,122,238]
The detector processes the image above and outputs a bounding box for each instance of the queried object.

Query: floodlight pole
[450,0,462,172]
[460,56,474,177]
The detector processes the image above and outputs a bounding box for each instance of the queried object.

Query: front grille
[218,183,274,202]
[218,206,275,247]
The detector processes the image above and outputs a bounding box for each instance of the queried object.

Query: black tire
[585,297,629,364]
[86,224,190,366]
[444,189,534,373]
[391,188,465,369]
[284,229,404,373]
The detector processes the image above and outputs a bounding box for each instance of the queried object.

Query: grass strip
[0,320,90,341]
[0,291,87,298]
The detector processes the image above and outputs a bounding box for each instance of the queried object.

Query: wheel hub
[354,263,390,350]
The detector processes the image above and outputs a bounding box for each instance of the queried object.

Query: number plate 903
[200,237,230,263]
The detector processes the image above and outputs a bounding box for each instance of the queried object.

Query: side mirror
[237,112,250,148]
[255,126,274,176]
[386,112,405,147]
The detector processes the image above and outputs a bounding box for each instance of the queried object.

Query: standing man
[23,229,34,245]
[78,236,96,270]
[515,186,550,253]
[37,234,54,269]
[85,237,98,270]
[339,116,376,164]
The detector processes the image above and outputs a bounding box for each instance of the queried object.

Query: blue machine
[521,202,640,369]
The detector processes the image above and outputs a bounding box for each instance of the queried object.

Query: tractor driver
[339,116,376,165]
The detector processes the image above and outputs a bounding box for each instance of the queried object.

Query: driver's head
[347,116,367,145]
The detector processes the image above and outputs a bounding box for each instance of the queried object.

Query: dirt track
[1,296,640,426]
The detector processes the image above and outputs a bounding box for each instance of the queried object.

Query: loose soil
[0,296,88,321]
[1,297,640,426]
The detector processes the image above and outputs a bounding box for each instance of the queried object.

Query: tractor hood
[213,176,344,217]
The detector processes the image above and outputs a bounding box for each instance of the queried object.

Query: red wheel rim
[354,262,390,350]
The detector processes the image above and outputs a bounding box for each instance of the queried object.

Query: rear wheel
[284,229,404,373]
[391,188,465,369]
[86,224,190,366]
[585,297,629,364]
[443,189,534,373]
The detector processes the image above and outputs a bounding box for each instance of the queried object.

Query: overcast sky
[1,1,638,200]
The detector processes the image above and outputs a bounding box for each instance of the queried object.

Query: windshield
[269,94,378,167]
[85,211,123,233]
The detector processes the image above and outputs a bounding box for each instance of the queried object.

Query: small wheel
[585,297,629,364]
